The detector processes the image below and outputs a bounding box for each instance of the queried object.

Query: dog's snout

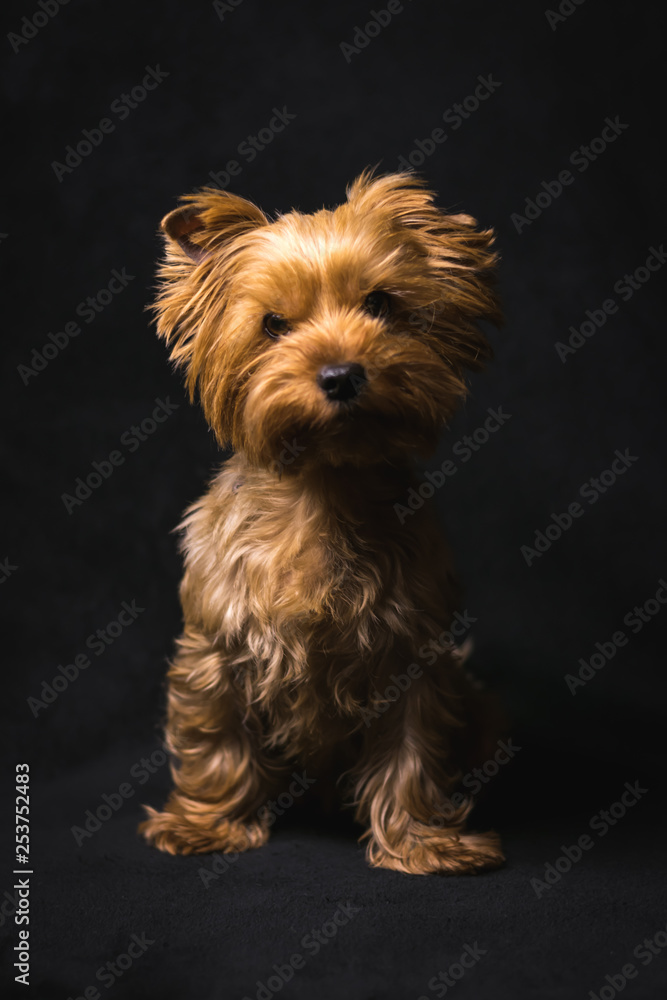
[316,363,367,403]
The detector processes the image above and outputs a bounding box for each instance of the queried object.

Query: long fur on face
[140,172,505,875]
[152,171,500,464]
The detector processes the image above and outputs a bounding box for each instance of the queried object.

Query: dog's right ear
[153,189,270,409]
[161,204,209,262]
[160,189,269,263]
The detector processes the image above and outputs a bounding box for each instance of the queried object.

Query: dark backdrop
[2,1,666,998]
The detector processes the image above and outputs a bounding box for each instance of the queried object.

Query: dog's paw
[365,828,504,875]
[139,806,269,855]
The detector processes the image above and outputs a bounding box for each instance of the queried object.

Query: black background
[2,1,666,998]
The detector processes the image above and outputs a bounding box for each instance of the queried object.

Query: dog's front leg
[352,665,504,875]
[139,629,275,855]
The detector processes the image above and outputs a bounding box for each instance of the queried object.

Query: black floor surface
[4,744,665,1000]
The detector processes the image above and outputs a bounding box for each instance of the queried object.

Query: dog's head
[153,171,501,470]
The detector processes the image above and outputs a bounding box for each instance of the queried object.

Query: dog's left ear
[160,189,269,263]
[347,170,502,330]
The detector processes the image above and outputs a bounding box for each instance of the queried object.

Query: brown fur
[139,171,505,874]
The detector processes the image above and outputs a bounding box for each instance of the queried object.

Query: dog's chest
[188,466,439,653]
[243,526,392,626]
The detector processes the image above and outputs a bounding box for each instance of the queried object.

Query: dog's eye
[263,313,291,339]
[363,291,391,318]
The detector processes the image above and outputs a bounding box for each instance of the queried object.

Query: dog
[139,170,505,874]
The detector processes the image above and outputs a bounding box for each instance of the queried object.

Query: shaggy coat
[140,172,504,874]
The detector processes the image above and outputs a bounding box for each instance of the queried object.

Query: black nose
[316,363,367,402]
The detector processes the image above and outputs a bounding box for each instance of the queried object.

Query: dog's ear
[152,189,269,390]
[160,189,268,262]
[347,169,484,233]
[347,170,502,333]
[161,204,209,262]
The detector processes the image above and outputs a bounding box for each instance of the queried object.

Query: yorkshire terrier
[139,171,504,874]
